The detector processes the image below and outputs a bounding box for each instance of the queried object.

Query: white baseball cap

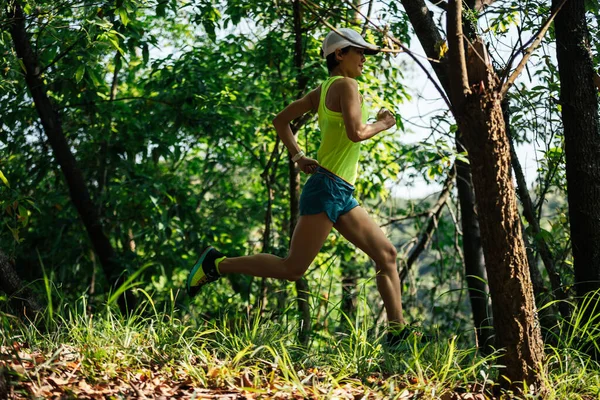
[322,28,380,58]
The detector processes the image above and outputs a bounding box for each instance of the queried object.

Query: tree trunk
[456,136,493,351]
[7,1,132,312]
[457,84,544,387]
[399,0,493,354]
[291,0,311,344]
[0,250,42,317]
[429,0,544,389]
[554,0,600,304]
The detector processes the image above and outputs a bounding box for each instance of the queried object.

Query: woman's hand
[297,156,319,174]
[377,108,396,130]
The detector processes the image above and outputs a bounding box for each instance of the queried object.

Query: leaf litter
[1,342,494,399]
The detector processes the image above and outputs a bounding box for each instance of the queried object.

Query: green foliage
[1,1,598,386]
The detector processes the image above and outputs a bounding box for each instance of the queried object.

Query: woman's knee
[282,257,309,281]
[374,243,398,271]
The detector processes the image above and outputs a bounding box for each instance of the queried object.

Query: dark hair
[323,46,351,73]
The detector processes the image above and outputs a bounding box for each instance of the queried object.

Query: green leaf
[108,36,125,55]
[6,223,19,242]
[118,8,130,26]
[156,2,166,17]
[75,65,85,83]
[142,44,149,65]
[395,114,404,131]
[0,170,9,188]
[18,205,29,227]
[87,69,101,86]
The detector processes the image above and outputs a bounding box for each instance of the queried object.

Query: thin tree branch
[40,31,85,74]
[380,211,430,227]
[499,0,568,98]
[340,0,453,111]
[60,96,176,109]
[399,165,456,281]
[430,0,448,11]
[360,0,374,35]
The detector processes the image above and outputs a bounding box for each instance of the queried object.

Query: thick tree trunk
[456,137,493,351]
[0,250,42,317]
[7,1,132,312]
[448,0,544,390]
[554,0,600,303]
[457,84,544,388]
[400,0,494,352]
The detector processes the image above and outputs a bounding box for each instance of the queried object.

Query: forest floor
[1,340,492,400]
[2,296,599,400]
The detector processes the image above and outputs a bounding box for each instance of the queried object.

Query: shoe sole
[186,246,213,295]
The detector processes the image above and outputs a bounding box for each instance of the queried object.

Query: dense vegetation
[1,0,600,398]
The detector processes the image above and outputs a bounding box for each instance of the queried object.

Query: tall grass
[2,286,600,398]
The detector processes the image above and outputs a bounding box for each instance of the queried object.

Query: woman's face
[336,47,366,78]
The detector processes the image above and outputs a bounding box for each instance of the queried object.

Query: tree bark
[458,85,544,388]
[401,0,545,389]
[456,136,493,351]
[400,0,493,353]
[554,0,600,302]
[7,1,132,312]
[0,250,42,318]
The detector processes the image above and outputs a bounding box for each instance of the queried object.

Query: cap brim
[363,48,380,56]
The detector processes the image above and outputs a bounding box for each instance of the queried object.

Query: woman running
[187,28,410,342]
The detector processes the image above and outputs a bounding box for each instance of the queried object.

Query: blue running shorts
[299,167,359,223]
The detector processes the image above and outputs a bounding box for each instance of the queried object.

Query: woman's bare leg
[334,206,405,326]
[218,212,334,281]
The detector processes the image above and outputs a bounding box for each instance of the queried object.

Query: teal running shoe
[186,246,225,297]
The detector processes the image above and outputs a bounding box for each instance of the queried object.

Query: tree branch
[399,166,456,281]
[360,0,374,35]
[430,0,448,11]
[499,0,568,98]
[340,0,453,110]
[60,96,176,109]
[447,0,470,110]
[380,211,430,227]
[40,31,84,74]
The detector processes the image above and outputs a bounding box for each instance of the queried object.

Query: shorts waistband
[316,167,354,189]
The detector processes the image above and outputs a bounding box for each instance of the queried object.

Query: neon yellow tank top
[317,76,368,185]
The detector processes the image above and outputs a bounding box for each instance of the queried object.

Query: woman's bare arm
[337,78,395,142]
[272,89,318,156]
[272,88,320,174]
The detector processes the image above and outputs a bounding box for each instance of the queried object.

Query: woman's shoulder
[329,76,357,87]
[328,77,358,97]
